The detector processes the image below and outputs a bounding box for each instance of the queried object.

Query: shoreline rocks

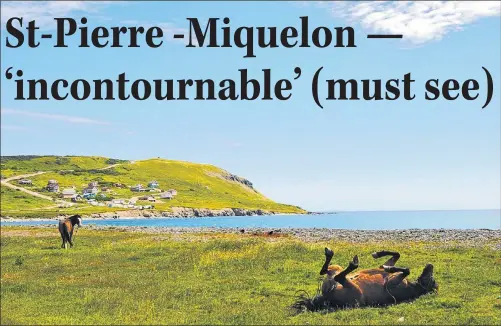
[0,207,303,221]
[4,224,499,249]
[97,227,501,249]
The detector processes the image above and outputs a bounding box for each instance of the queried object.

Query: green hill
[0,156,305,218]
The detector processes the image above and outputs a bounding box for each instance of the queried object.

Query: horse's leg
[63,231,71,249]
[69,230,74,248]
[60,232,66,249]
[372,250,400,268]
[383,265,410,275]
[331,256,365,306]
[383,266,410,289]
[320,247,334,275]
[333,255,359,283]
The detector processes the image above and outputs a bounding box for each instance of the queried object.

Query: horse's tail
[59,221,71,249]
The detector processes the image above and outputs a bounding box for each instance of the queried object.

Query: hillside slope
[1,156,305,218]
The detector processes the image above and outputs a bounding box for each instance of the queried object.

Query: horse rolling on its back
[293,248,438,312]
[58,215,82,249]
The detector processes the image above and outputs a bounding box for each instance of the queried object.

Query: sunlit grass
[1,227,500,325]
[0,187,53,211]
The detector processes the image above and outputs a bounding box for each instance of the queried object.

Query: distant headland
[0,155,306,219]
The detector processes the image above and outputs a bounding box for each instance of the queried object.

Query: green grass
[1,227,500,325]
[1,155,118,173]
[1,156,305,217]
[0,187,54,211]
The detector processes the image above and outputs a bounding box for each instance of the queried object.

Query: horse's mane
[68,214,82,224]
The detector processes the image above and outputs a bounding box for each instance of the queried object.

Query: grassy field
[0,187,54,211]
[0,187,129,219]
[1,156,120,173]
[1,227,500,325]
[1,156,304,217]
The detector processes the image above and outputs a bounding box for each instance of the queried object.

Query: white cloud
[328,1,501,44]
[1,109,110,125]
[0,1,115,29]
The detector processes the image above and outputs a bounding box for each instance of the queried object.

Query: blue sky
[1,1,500,212]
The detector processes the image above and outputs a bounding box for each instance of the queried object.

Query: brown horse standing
[293,248,437,312]
[58,215,82,249]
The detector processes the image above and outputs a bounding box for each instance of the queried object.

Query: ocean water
[2,209,500,230]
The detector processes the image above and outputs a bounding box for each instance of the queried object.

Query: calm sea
[2,209,500,230]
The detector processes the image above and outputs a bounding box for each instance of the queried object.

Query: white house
[167,189,178,196]
[61,188,77,199]
[83,186,99,195]
[148,180,160,188]
[18,179,32,185]
[108,203,124,208]
[160,192,173,200]
[46,180,59,192]
[131,184,147,192]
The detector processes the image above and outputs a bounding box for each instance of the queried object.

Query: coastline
[0,207,311,222]
[2,224,500,248]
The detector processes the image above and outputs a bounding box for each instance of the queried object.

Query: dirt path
[2,163,121,207]
[2,171,47,183]
[98,163,121,170]
[1,180,53,201]
[1,171,72,205]
[0,181,67,203]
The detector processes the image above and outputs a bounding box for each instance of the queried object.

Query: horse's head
[417,263,438,293]
[69,214,83,227]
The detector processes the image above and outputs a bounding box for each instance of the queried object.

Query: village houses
[46,180,59,192]
[131,184,147,192]
[139,195,156,202]
[61,188,77,199]
[83,181,99,195]
[160,192,172,200]
[148,180,160,188]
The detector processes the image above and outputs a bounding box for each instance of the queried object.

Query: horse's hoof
[352,255,359,266]
[371,252,380,259]
[325,247,334,258]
